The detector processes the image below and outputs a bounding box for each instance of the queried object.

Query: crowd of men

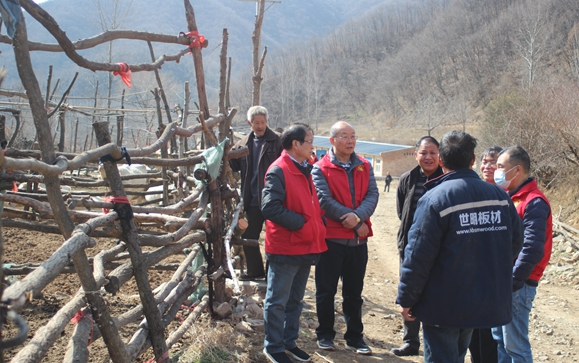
[231,105,552,363]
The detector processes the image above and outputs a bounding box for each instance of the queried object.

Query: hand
[400,306,416,322]
[340,212,358,229]
[356,222,369,238]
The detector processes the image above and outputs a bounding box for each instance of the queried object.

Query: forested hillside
[0,0,385,94]
[230,0,579,147]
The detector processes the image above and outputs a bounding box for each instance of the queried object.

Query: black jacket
[229,127,282,211]
[396,165,443,257]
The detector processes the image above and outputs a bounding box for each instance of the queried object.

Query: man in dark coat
[392,136,443,356]
[397,130,523,363]
[229,106,282,279]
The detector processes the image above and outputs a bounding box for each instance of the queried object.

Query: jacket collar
[510,177,535,197]
[326,148,362,168]
[424,168,479,191]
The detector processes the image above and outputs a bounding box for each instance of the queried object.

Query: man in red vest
[492,146,552,363]
[261,124,327,363]
[312,121,379,355]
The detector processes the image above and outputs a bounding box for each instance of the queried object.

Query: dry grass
[177,317,254,363]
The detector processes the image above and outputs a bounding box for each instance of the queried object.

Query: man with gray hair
[230,106,282,279]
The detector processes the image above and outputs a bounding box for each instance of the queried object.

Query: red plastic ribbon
[71,309,95,346]
[102,195,131,214]
[145,351,169,363]
[112,62,132,88]
[182,30,206,49]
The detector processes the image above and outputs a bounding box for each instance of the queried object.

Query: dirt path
[285,180,579,363]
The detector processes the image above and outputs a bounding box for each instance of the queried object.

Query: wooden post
[0,114,6,144]
[12,16,129,363]
[116,89,125,146]
[183,0,210,118]
[251,0,267,105]
[152,88,170,206]
[93,121,169,363]
[73,117,79,153]
[57,110,65,152]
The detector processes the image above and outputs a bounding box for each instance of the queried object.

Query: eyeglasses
[302,139,314,144]
[335,135,358,141]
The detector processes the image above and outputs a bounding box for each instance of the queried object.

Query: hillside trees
[481,83,579,187]
[230,0,579,145]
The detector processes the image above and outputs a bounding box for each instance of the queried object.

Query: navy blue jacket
[396,169,523,328]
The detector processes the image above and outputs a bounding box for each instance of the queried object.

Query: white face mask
[494,166,517,189]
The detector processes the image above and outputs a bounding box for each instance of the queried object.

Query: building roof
[313,136,412,156]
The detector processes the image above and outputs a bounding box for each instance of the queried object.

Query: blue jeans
[422,324,472,363]
[492,284,537,363]
[263,261,311,354]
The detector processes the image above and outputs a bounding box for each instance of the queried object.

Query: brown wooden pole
[93,121,169,363]
[183,0,210,118]
[12,16,129,363]
[58,110,65,152]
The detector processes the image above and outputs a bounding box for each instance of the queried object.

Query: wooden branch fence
[0,0,260,362]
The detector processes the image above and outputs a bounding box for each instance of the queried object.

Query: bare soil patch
[2,179,578,362]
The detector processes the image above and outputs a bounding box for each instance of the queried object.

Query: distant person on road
[261,123,327,363]
[392,136,443,357]
[384,172,393,192]
[469,146,503,363]
[312,121,379,355]
[492,146,553,363]
[229,106,282,280]
[397,130,523,363]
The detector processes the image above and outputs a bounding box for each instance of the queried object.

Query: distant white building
[313,136,415,177]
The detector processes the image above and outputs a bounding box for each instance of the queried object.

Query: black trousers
[242,205,266,276]
[469,328,498,363]
[315,241,368,344]
[399,255,421,349]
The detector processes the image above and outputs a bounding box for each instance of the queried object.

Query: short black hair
[281,124,311,150]
[415,136,440,150]
[439,130,477,170]
[480,146,503,161]
[499,146,531,173]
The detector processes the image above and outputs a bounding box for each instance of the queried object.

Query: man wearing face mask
[492,146,552,363]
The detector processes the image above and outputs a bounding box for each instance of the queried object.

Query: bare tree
[512,1,551,88]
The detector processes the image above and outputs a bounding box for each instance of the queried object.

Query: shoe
[317,339,335,351]
[239,272,265,281]
[391,343,419,356]
[345,340,372,355]
[286,346,311,361]
[263,348,292,363]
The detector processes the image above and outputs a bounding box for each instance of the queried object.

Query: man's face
[296,131,314,162]
[248,114,267,137]
[330,125,356,160]
[480,154,499,183]
[415,141,439,176]
[495,153,521,190]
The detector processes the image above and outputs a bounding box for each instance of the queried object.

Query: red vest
[264,151,327,255]
[511,179,552,281]
[317,154,373,239]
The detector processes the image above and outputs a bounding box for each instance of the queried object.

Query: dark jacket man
[229,106,282,278]
[396,165,443,257]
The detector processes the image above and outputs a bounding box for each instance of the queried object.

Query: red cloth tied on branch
[112,62,132,88]
[102,195,131,214]
[144,351,169,363]
[180,30,207,49]
[71,309,95,346]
